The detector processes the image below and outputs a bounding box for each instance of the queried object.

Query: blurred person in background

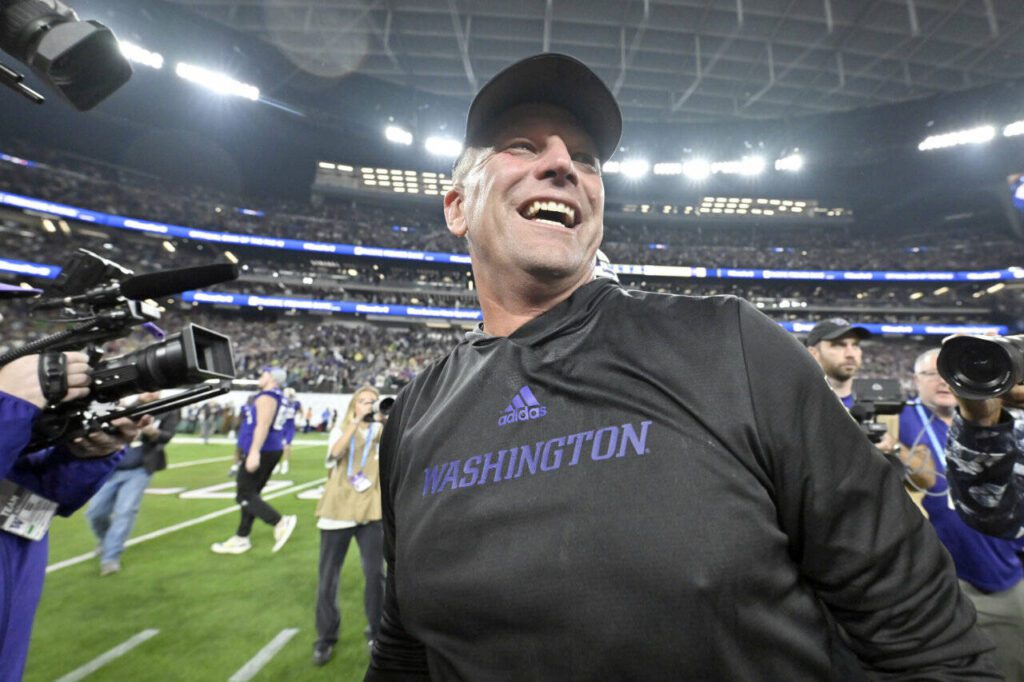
[211,367,297,555]
[899,348,1024,680]
[275,387,301,476]
[229,395,256,478]
[312,386,386,667]
[86,391,181,576]
[805,318,870,409]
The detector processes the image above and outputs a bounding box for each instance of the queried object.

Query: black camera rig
[0,249,238,452]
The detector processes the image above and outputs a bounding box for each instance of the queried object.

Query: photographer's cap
[806,318,870,346]
[262,366,287,386]
[464,53,622,163]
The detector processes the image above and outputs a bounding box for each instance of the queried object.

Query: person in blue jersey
[805,318,870,410]
[900,348,1024,680]
[276,387,301,476]
[230,395,257,477]
[365,53,998,681]
[211,367,297,555]
[1,351,142,682]
[312,386,386,667]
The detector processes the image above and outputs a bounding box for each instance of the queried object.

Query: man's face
[445,103,605,288]
[810,335,863,382]
[915,353,956,411]
[257,371,271,389]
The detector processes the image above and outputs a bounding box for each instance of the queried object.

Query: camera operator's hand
[0,352,91,408]
[69,415,152,459]
[956,385,1024,427]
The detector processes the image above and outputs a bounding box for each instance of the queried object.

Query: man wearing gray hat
[212,366,296,555]
[805,318,871,409]
[365,54,996,680]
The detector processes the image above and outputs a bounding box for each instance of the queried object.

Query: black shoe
[312,644,333,666]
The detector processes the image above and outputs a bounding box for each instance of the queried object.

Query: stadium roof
[163,0,1024,124]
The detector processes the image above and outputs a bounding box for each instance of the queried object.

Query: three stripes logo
[498,385,548,426]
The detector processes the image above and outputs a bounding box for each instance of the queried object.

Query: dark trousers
[235,450,283,537]
[315,522,385,648]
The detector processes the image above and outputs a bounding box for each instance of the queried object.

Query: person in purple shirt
[229,395,257,478]
[0,351,142,682]
[211,367,296,555]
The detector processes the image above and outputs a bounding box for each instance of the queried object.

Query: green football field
[24,434,373,682]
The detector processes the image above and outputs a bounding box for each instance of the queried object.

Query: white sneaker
[272,515,297,553]
[280,461,289,475]
[211,535,252,554]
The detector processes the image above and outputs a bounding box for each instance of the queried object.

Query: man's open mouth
[519,200,579,228]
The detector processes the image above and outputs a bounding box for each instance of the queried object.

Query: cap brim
[0,283,41,298]
[465,53,622,162]
[825,326,871,341]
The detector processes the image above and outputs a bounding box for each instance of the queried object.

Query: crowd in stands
[2,140,1022,272]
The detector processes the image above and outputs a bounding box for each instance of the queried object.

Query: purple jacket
[0,392,123,682]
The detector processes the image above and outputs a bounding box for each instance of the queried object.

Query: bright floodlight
[620,159,650,179]
[739,156,766,176]
[682,159,711,180]
[385,125,413,145]
[653,162,683,176]
[918,125,995,151]
[774,153,803,172]
[119,41,163,69]
[175,62,259,101]
[602,161,621,174]
[1004,120,1024,138]
[424,136,462,157]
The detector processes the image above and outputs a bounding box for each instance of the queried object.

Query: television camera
[0,249,238,452]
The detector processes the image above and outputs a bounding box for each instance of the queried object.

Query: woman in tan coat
[312,386,386,667]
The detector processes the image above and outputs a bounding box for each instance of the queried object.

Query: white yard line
[166,456,232,469]
[173,437,328,445]
[228,628,300,682]
[46,478,326,573]
[54,629,160,682]
[166,442,324,469]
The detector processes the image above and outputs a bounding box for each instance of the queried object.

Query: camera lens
[957,346,1010,386]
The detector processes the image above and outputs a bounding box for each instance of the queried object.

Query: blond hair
[342,385,380,425]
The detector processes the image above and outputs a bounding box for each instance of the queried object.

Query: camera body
[0,250,237,452]
[362,397,395,423]
[849,378,906,444]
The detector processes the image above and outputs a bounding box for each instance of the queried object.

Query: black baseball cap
[464,53,622,163]
[805,318,871,346]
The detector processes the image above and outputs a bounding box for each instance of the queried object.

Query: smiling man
[365,54,997,680]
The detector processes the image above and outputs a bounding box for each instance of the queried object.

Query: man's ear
[807,344,820,361]
[444,186,467,238]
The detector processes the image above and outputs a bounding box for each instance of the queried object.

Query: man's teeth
[523,200,576,227]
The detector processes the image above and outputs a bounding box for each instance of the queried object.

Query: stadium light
[175,62,259,101]
[917,125,995,151]
[739,156,766,176]
[1004,120,1024,138]
[119,40,163,69]
[385,125,413,145]
[774,153,803,172]
[424,136,462,158]
[602,161,621,174]
[224,251,238,264]
[682,159,711,180]
[653,162,683,176]
[620,159,650,179]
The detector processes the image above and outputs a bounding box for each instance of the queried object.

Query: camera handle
[0,60,44,104]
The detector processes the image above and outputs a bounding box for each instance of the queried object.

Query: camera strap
[913,402,947,471]
[38,352,68,407]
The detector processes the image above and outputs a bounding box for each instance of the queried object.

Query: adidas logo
[498,385,548,426]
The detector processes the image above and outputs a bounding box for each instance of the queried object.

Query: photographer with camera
[898,348,1024,680]
[312,386,388,667]
[0,350,144,681]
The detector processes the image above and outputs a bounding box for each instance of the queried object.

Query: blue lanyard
[913,401,947,472]
[347,423,377,477]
